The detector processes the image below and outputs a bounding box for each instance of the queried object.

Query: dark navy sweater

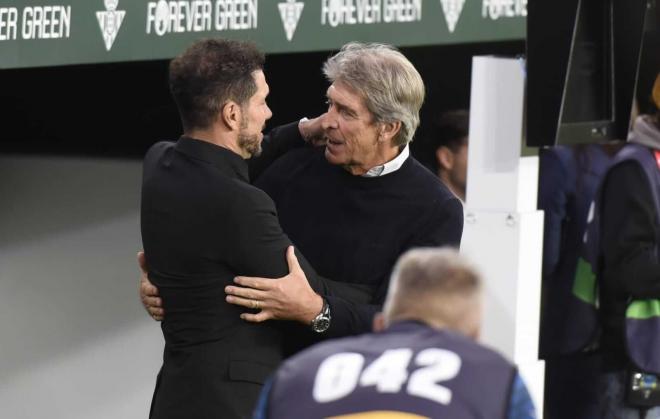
[254,141,463,343]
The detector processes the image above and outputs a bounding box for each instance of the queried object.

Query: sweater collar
[175,136,249,182]
[362,145,410,177]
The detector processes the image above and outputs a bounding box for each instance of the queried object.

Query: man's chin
[324,147,343,166]
[238,134,262,158]
[253,136,263,156]
[251,145,263,158]
[244,143,262,158]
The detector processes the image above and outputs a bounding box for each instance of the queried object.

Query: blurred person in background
[538,140,618,419]
[426,109,469,202]
[596,73,660,419]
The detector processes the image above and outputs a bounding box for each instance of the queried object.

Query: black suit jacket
[141,132,337,419]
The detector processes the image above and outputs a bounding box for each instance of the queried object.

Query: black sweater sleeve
[601,162,660,298]
[324,195,465,338]
[406,195,464,248]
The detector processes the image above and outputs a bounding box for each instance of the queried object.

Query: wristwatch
[311,298,331,333]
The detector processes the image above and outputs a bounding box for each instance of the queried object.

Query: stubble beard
[238,132,262,158]
[238,114,263,158]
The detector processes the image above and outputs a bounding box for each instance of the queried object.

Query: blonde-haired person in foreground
[253,248,537,419]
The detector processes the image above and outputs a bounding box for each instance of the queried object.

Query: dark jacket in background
[600,123,660,371]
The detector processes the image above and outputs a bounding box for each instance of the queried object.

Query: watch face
[313,317,330,333]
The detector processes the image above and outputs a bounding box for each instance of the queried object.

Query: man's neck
[388,315,477,340]
[342,145,402,176]
[186,127,246,159]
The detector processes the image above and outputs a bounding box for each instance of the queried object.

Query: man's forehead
[252,70,269,93]
[327,82,365,109]
[252,69,265,80]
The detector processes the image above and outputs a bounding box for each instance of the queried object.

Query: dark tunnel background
[0,40,525,170]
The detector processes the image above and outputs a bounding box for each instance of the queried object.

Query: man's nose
[265,105,273,120]
[321,111,337,130]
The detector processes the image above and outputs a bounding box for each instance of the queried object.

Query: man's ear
[379,121,402,144]
[372,312,386,332]
[220,101,242,131]
[436,146,454,171]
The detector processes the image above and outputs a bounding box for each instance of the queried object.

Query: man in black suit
[141,39,335,419]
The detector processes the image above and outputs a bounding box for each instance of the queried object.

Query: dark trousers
[544,352,602,419]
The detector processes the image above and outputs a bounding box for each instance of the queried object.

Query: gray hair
[323,42,425,146]
[383,248,482,335]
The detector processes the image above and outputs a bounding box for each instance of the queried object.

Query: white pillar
[460,56,545,413]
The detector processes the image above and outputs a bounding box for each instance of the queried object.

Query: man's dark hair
[427,110,469,171]
[169,38,265,131]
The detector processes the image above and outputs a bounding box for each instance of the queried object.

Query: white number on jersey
[408,348,462,404]
[313,352,365,402]
[312,347,462,405]
[359,348,413,393]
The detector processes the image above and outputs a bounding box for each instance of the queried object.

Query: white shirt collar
[362,145,410,178]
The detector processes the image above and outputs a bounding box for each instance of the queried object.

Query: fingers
[308,114,328,146]
[225,285,267,301]
[240,311,272,323]
[142,294,162,308]
[140,276,159,297]
[226,295,264,310]
[138,263,164,320]
[233,276,272,290]
[138,251,157,298]
[137,250,147,274]
[285,245,303,274]
[148,306,164,321]
[299,114,325,142]
[140,288,164,321]
[137,252,164,320]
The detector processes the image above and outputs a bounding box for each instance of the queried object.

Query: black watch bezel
[311,299,331,333]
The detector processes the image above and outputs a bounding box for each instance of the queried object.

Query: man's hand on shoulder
[225,246,324,324]
[138,251,164,321]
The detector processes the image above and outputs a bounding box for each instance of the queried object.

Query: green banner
[0,0,525,69]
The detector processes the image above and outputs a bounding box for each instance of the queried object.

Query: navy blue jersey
[257,321,531,419]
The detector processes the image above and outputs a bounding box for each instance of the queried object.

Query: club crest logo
[278,0,304,42]
[440,0,465,33]
[97,0,126,51]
